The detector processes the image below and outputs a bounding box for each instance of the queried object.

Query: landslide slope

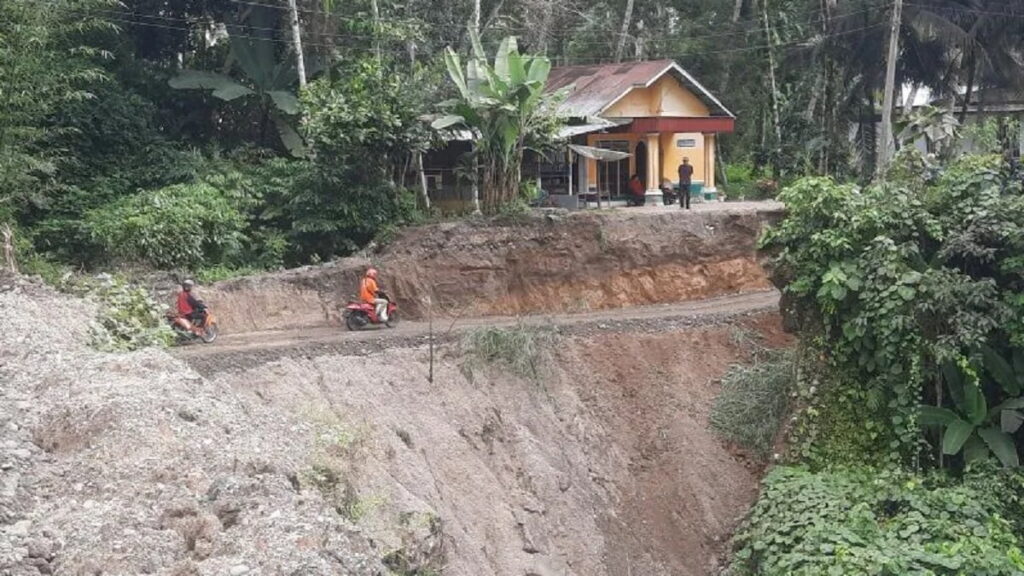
[1,275,788,576]
[201,313,789,576]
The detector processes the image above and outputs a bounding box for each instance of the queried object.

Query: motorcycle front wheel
[200,323,218,343]
[385,311,399,328]
[345,313,363,331]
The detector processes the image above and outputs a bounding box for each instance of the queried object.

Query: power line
[904,2,1024,19]
[223,0,893,36]
[17,0,893,54]
[12,0,891,65]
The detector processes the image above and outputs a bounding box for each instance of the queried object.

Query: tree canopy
[1,0,1022,270]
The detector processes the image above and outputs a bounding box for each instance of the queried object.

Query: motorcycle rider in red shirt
[173,279,203,334]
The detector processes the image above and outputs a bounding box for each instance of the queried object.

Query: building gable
[546,59,732,120]
[602,75,711,118]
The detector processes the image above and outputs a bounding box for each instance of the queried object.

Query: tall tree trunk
[733,0,744,21]
[416,152,432,211]
[877,0,904,177]
[370,0,382,62]
[538,0,555,54]
[904,83,918,109]
[472,0,481,37]
[614,0,635,63]
[1,224,16,274]
[959,51,976,124]
[482,0,506,34]
[762,0,783,176]
[863,81,877,178]
[634,19,645,60]
[717,0,747,99]
[287,0,307,88]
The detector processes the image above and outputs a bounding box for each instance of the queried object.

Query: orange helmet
[366,267,378,279]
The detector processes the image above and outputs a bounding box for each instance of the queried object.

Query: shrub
[724,161,779,200]
[85,275,174,351]
[727,466,1024,575]
[462,324,558,381]
[759,156,1024,466]
[710,350,795,458]
[83,182,246,269]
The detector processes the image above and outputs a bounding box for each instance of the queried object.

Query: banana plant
[432,30,568,214]
[920,352,1024,468]
[169,6,312,156]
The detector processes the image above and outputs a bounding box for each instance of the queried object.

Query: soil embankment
[201,312,789,576]
[205,203,782,335]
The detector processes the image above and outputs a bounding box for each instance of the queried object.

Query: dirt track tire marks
[177,290,780,374]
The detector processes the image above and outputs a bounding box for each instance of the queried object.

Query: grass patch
[709,349,795,458]
[462,324,558,380]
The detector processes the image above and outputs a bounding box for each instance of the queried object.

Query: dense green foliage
[83,183,246,269]
[728,466,1024,576]
[3,0,1022,274]
[1,2,433,276]
[761,153,1024,467]
[727,152,1024,574]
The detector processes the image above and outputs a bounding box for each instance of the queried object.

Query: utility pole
[287,0,307,88]
[878,0,903,176]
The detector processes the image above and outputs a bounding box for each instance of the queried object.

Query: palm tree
[432,32,568,213]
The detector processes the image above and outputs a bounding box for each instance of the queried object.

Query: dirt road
[176,289,780,371]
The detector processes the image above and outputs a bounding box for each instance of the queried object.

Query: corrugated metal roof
[546,59,734,119]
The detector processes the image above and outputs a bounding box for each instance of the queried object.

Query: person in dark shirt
[677,157,694,210]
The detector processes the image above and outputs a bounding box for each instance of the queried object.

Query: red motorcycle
[343,291,399,331]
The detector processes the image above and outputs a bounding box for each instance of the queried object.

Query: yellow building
[545,60,735,204]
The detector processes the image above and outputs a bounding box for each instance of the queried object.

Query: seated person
[627,174,646,206]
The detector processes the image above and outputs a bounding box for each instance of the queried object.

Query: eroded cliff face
[201,314,789,576]
[206,205,782,334]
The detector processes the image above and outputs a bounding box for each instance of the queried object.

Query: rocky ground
[0,276,387,575]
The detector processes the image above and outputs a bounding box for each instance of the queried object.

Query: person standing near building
[677,158,694,210]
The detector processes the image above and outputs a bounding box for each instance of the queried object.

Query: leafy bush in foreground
[86,276,174,351]
[760,154,1024,468]
[727,466,1024,576]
